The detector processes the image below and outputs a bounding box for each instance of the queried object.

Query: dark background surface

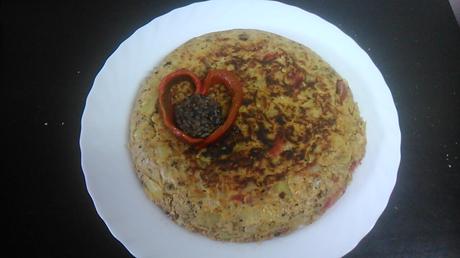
[3,0,460,257]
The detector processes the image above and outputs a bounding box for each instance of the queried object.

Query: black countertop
[4,1,460,257]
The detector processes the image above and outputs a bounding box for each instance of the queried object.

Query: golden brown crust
[129,29,366,242]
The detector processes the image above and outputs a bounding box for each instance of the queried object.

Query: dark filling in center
[174,94,223,138]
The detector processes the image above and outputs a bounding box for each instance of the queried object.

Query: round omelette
[129,29,366,242]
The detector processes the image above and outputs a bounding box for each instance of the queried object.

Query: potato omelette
[129,29,366,242]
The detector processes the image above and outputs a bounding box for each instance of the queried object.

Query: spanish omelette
[129,29,366,242]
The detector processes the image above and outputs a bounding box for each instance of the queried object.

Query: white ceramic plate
[80,1,401,257]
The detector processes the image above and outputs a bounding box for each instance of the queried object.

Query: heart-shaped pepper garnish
[158,69,243,149]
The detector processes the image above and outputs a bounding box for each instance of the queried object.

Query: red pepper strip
[196,70,243,148]
[349,158,362,173]
[268,131,285,157]
[262,52,281,62]
[321,187,345,213]
[158,69,205,145]
[230,193,245,203]
[336,80,348,103]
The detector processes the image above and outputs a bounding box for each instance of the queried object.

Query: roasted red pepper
[336,80,348,103]
[197,70,243,148]
[158,69,243,148]
[158,69,204,145]
[268,131,285,157]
